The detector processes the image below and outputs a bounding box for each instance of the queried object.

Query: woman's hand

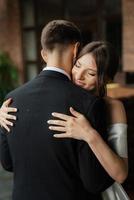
[47,107,96,142]
[0,98,17,132]
[48,107,128,183]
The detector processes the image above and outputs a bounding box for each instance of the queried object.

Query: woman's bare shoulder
[105,97,127,124]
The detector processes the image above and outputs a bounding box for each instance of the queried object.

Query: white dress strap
[107,123,128,158]
[102,182,130,200]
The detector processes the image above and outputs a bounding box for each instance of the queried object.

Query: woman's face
[72,53,98,91]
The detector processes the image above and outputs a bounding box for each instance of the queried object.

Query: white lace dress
[101,123,130,200]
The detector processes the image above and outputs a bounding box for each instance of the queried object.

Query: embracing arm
[48,99,128,185]
[77,98,114,193]
[83,99,128,183]
[85,126,128,184]
[81,99,128,184]
[48,98,114,193]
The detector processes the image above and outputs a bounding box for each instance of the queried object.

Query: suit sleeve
[78,98,114,194]
[0,127,13,172]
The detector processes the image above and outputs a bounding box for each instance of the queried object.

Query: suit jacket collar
[38,69,71,82]
[43,66,71,80]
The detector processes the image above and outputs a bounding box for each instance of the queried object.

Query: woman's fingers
[2,98,12,107]
[70,107,82,118]
[5,113,16,120]
[2,118,13,127]
[53,133,68,138]
[5,107,17,113]
[0,121,10,132]
[47,120,66,126]
[52,112,70,120]
[49,126,66,132]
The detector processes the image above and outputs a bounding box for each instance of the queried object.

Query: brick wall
[0,0,24,82]
[123,0,134,72]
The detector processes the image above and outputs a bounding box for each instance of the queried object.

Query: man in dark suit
[0,20,114,200]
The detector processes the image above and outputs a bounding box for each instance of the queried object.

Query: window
[20,0,122,80]
[21,0,38,81]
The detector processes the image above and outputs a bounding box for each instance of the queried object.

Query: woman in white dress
[0,41,130,199]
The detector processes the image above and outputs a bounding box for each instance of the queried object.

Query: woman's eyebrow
[88,68,97,73]
[77,60,82,66]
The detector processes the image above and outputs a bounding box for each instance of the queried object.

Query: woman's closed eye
[74,63,81,68]
[88,72,96,76]
[87,69,96,76]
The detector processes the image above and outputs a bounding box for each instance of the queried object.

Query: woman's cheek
[72,69,76,80]
[86,79,96,90]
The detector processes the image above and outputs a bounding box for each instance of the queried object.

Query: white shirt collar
[43,66,71,80]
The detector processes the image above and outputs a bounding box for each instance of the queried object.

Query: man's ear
[73,42,80,59]
[41,49,47,63]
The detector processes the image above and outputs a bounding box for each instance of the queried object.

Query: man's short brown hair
[41,20,81,51]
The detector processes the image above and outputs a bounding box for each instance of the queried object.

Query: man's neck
[42,46,75,76]
[47,59,72,77]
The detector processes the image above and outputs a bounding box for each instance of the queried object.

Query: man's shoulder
[68,81,98,101]
[5,78,35,99]
[66,81,100,114]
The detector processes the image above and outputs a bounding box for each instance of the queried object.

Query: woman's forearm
[47,108,128,183]
[85,129,128,183]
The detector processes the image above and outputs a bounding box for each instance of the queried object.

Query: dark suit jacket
[0,70,114,200]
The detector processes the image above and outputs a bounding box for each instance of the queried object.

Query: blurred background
[0,0,134,199]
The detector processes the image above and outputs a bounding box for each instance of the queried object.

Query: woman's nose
[76,70,84,80]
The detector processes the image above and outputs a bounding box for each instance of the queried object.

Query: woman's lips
[75,80,85,87]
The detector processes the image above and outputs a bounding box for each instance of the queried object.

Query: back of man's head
[41,20,81,51]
